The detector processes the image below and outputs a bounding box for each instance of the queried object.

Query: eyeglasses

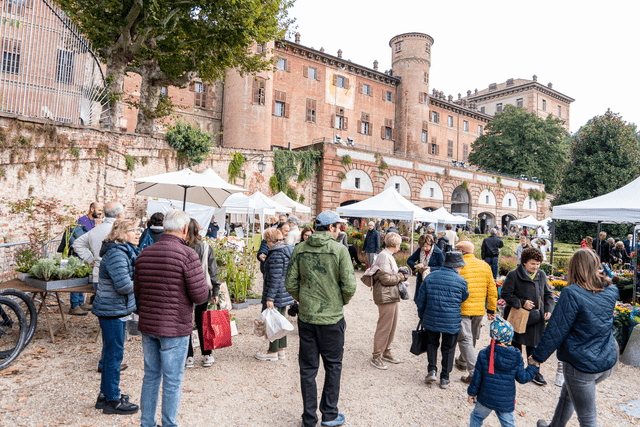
[126,229,142,234]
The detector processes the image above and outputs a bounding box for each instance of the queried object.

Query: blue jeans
[98,317,126,401]
[548,362,612,427]
[93,283,105,370]
[470,401,515,427]
[70,292,84,308]
[140,333,189,427]
[484,257,499,279]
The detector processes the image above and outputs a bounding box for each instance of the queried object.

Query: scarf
[419,248,432,269]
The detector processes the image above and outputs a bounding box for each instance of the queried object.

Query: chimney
[467,90,471,97]
[337,49,342,58]
[295,32,300,44]
[373,60,378,71]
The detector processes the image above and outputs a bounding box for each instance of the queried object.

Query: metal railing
[0,238,61,282]
[0,0,110,127]
[312,137,543,183]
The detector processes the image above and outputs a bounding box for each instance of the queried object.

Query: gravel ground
[1,271,639,427]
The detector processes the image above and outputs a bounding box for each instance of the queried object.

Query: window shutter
[381,126,385,139]
[284,103,289,118]
[303,65,308,78]
[312,99,316,110]
[435,145,439,155]
[272,99,276,114]
[333,75,338,86]
[391,128,396,141]
[357,120,362,134]
[357,83,362,94]
[344,78,350,90]
[368,123,372,135]
[252,80,260,104]
[343,117,348,130]
[286,60,291,72]
[419,92,424,104]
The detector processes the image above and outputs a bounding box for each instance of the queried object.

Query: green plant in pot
[15,243,42,274]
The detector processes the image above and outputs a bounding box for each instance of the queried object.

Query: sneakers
[80,303,92,311]
[381,353,401,364]
[255,351,279,361]
[461,374,473,384]
[95,393,129,410]
[185,357,195,368]
[533,373,547,386]
[454,357,467,371]
[278,349,286,360]
[102,396,139,415]
[439,379,450,389]
[425,370,437,384]
[69,306,88,316]
[321,413,345,427]
[537,420,550,427]
[202,355,215,367]
[370,357,388,370]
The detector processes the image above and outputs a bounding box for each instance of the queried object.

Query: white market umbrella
[431,207,469,224]
[249,191,292,214]
[134,168,245,210]
[511,215,544,228]
[270,191,311,214]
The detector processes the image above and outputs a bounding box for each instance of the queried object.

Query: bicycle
[0,296,28,371]
[0,289,37,348]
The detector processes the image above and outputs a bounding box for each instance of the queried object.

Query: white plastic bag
[260,308,294,342]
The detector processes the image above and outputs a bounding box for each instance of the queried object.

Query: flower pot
[18,272,31,282]
[231,301,249,310]
[247,298,262,306]
[230,320,238,336]
[26,276,89,291]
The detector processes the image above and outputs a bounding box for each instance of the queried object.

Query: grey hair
[490,228,497,236]
[104,201,124,218]
[163,210,191,232]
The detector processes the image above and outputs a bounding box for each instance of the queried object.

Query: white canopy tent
[270,191,311,215]
[146,198,215,238]
[431,207,470,224]
[511,215,545,228]
[335,187,439,251]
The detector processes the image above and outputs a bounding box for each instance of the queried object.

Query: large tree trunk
[105,57,127,131]
[135,61,161,135]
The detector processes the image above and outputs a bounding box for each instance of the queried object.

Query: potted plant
[15,243,42,281]
[26,256,92,290]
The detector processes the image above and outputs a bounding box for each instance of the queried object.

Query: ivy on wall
[271,149,322,201]
[228,152,246,183]
[528,188,547,202]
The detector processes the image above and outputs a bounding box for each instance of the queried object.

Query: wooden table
[0,279,95,343]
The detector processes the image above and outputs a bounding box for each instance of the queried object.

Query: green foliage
[124,154,137,171]
[539,263,553,276]
[528,188,547,202]
[285,186,298,201]
[228,152,246,183]
[467,105,569,193]
[338,172,346,181]
[165,121,212,166]
[269,175,281,194]
[298,195,305,204]
[554,111,640,243]
[461,181,468,190]
[270,149,322,195]
[498,256,517,276]
[211,240,258,302]
[341,155,352,165]
[29,256,91,280]
[15,243,42,273]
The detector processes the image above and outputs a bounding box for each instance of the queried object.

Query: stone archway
[501,213,516,229]
[477,212,495,233]
[451,186,470,217]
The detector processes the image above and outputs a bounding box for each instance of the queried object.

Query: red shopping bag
[202,310,232,351]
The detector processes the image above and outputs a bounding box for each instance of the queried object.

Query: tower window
[463,120,468,132]
[558,106,562,117]
[516,98,523,108]
[276,57,287,71]
[362,83,370,95]
[386,91,393,102]
[496,103,503,113]
[355,177,361,189]
[542,99,546,111]
[447,116,453,127]
[395,42,402,52]
[478,125,483,135]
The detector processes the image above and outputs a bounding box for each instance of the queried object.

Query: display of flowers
[549,279,568,291]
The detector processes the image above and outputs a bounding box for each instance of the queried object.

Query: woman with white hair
[369,232,410,370]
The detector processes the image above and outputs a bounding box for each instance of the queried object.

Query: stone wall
[0,114,313,243]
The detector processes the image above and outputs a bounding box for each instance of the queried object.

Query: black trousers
[513,343,534,358]
[347,245,361,265]
[298,318,346,427]
[425,330,458,380]
[187,302,211,358]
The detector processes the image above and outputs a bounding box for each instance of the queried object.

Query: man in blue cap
[286,210,357,427]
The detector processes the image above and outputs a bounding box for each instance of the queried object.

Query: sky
[288,0,640,134]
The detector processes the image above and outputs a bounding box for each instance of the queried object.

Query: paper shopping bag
[507,307,529,334]
[202,309,232,351]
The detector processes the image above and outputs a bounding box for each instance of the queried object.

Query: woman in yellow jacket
[453,241,498,383]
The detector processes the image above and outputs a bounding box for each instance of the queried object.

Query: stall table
[0,279,95,343]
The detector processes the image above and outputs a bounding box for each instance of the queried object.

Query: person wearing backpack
[139,212,164,250]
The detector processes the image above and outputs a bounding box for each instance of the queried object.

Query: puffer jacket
[262,242,295,308]
[532,284,619,373]
[468,344,538,412]
[415,267,469,334]
[285,231,357,325]
[134,234,209,337]
[93,241,138,318]
[363,229,380,253]
[407,245,445,302]
[460,254,498,316]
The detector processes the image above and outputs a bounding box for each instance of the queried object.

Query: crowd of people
[54,201,623,427]
[582,231,639,269]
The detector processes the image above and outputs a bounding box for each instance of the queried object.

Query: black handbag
[410,321,429,356]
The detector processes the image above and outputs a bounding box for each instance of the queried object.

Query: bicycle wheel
[0,289,37,348]
[0,296,27,370]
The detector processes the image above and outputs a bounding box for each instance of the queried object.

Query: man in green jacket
[285,210,357,427]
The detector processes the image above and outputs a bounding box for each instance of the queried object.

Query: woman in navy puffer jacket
[92,218,140,415]
[255,228,294,362]
[532,249,619,427]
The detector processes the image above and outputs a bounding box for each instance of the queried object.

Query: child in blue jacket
[467,317,538,427]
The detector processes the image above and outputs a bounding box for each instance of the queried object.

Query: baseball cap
[316,211,347,226]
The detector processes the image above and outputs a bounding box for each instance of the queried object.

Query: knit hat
[368,221,375,227]
[488,316,514,375]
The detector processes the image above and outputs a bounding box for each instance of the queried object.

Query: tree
[467,105,569,193]
[54,0,293,133]
[553,110,640,243]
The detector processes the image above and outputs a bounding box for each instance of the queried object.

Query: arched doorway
[422,207,436,212]
[501,214,516,230]
[340,200,362,227]
[340,200,360,207]
[477,212,495,234]
[451,186,470,217]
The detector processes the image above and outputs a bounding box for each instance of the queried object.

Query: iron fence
[0,0,110,127]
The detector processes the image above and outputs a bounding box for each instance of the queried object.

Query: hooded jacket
[285,231,357,325]
[92,241,138,318]
[532,284,618,373]
[467,344,538,412]
[263,242,295,308]
[415,267,469,335]
[460,253,498,316]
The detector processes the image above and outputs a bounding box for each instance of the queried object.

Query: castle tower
[389,33,434,157]
[222,41,275,151]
